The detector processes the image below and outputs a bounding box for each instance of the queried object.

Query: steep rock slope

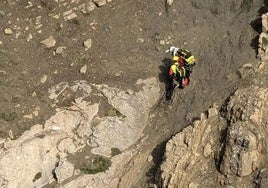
[0,0,266,187]
[160,11,268,188]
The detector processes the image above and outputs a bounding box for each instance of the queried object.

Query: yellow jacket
[169,64,186,78]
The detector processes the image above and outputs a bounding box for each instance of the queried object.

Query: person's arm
[169,68,174,77]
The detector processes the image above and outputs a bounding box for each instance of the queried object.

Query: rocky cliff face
[0,78,160,187]
[0,1,267,188]
[160,12,268,188]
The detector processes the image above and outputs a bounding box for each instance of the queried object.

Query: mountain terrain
[0,0,267,187]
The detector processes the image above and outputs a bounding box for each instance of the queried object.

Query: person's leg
[165,77,174,101]
[178,77,184,89]
[185,68,191,85]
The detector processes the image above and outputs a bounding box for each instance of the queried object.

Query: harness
[177,66,186,78]
[171,64,186,78]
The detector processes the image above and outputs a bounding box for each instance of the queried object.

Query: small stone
[35,106,40,111]
[159,39,165,45]
[33,110,39,116]
[219,179,225,185]
[86,2,96,12]
[127,89,134,95]
[55,47,66,54]
[0,10,5,17]
[0,70,7,76]
[83,39,92,51]
[40,35,56,48]
[166,0,173,6]
[26,33,32,42]
[114,71,122,77]
[4,28,13,35]
[35,21,41,26]
[53,14,60,19]
[242,63,253,68]
[78,3,86,13]
[64,13,77,21]
[63,10,73,16]
[23,114,33,119]
[155,46,161,52]
[69,63,74,67]
[259,62,265,70]
[8,130,14,139]
[15,31,21,39]
[188,182,198,188]
[80,65,87,74]
[94,0,106,7]
[208,107,218,118]
[203,144,212,157]
[137,37,144,43]
[237,63,253,79]
[75,98,83,104]
[40,74,47,83]
[136,79,143,85]
[147,155,153,162]
[200,112,207,120]
[32,91,37,97]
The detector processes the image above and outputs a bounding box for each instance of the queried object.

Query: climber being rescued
[166,46,197,84]
[165,56,189,101]
[169,56,189,89]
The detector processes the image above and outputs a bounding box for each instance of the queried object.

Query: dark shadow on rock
[250,4,268,55]
[215,127,228,173]
[159,58,174,101]
[159,57,172,84]
[250,35,260,56]
[250,17,262,34]
[215,93,235,172]
[145,137,170,187]
[265,0,268,9]
[255,169,268,188]
[191,116,200,122]
[219,93,233,120]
